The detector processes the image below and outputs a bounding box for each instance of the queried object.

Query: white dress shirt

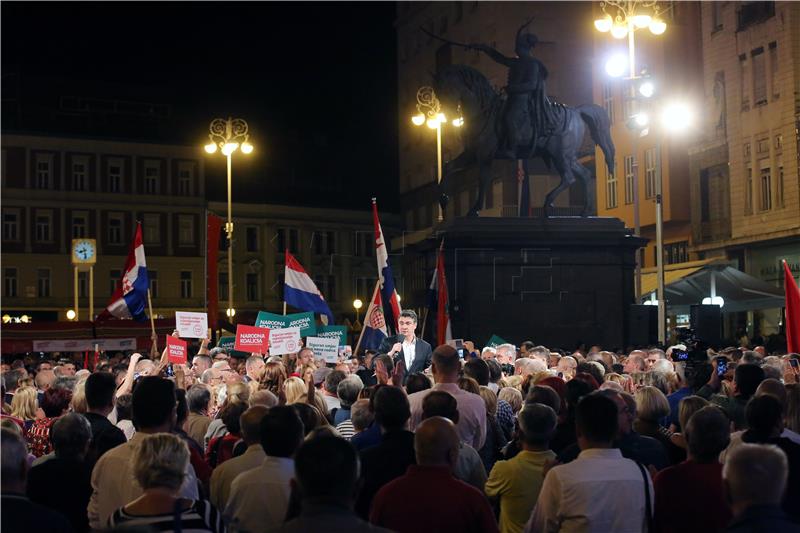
[402,336,416,370]
[224,455,295,533]
[210,444,267,511]
[524,448,653,533]
[88,431,199,530]
[407,382,487,450]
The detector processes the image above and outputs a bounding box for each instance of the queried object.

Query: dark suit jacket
[377,335,433,377]
[356,430,416,519]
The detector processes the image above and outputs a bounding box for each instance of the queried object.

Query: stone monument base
[402,217,646,351]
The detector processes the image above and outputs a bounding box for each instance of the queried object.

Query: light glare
[204,143,218,154]
[610,22,629,39]
[241,142,254,154]
[632,14,652,28]
[66,309,77,320]
[221,142,239,156]
[649,18,667,35]
[605,54,627,77]
[594,15,613,33]
[411,114,425,126]
[639,81,655,98]
[661,102,693,133]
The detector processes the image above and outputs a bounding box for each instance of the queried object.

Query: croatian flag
[427,242,452,346]
[372,198,402,331]
[99,222,149,321]
[359,281,388,350]
[284,250,334,324]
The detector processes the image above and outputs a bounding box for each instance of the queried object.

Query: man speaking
[378,310,433,381]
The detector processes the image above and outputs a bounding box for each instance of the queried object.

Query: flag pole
[147,288,158,359]
[353,281,380,357]
[420,307,430,342]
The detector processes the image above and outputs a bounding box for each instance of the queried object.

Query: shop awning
[640,260,785,312]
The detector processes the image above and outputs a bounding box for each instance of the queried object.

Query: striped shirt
[108,499,223,533]
[336,419,355,439]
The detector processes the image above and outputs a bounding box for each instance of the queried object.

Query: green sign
[316,325,348,347]
[485,334,510,348]
[255,311,317,337]
[216,336,250,357]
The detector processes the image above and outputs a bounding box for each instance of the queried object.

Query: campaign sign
[306,336,340,363]
[166,335,188,364]
[217,337,235,351]
[175,311,208,339]
[235,325,270,353]
[316,325,347,347]
[269,327,302,356]
[486,334,510,348]
[255,311,317,337]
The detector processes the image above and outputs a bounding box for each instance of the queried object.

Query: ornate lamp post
[204,117,254,322]
[411,86,462,222]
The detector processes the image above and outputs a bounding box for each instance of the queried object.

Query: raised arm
[471,43,514,67]
[116,352,143,398]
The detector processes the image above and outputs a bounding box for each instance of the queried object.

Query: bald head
[431,345,461,381]
[414,416,460,469]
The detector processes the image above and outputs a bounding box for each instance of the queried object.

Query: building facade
[2,133,207,322]
[206,201,400,327]
[688,1,800,337]
[395,1,598,244]
[593,1,703,274]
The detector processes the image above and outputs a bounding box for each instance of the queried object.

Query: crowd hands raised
[1,318,799,533]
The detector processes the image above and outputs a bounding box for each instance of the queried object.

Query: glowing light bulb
[204,143,218,154]
[221,142,239,156]
[241,142,253,154]
[594,15,613,33]
[610,22,629,39]
[411,114,425,126]
[605,54,628,77]
[649,18,667,35]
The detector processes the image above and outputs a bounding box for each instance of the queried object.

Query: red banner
[785,260,800,353]
[207,213,223,330]
[235,324,270,353]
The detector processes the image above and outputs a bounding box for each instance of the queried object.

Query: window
[752,47,766,105]
[645,148,657,199]
[774,134,783,151]
[605,165,618,209]
[35,155,51,189]
[71,160,87,191]
[71,212,88,238]
[745,165,754,214]
[756,137,769,154]
[149,270,158,298]
[110,269,121,295]
[355,232,373,257]
[246,273,260,301]
[759,165,772,211]
[108,213,124,245]
[35,211,52,242]
[658,241,689,266]
[603,83,615,124]
[178,167,193,196]
[178,215,194,246]
[78,271,88,298]
[108,164,122,193]
[712,1,723,30]
[624,155,636,205]
[219,272,228,300]
[739,54,750,109]
[769,42,779,99]
[143,213,160,245]
[743,142,751,159]
[737,1,775,31]
[700,169,711,223]
[180,271,192,299]
[313,230,336,255]
[776,159,784,208]
[3,211,19,241]
[276,228,299,254]
[37,269,51,298]
[144,164,159,194]
[4,268,17,298]
[246,226,259,252]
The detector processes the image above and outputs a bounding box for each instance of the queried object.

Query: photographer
[697,360,765,431]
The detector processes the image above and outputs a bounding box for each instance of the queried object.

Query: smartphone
[558,371,564,379]
[715,357,728,376]
[790,359,799,369]
[165,363,175,378]
[672,349,689,362]
[457,348,465,359]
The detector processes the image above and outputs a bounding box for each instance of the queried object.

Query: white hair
[587,361,606,378]
[496,344,517,359]
[481,347,497,357]
[723,443,788,506]
[651,359,674,374]
[515,357,546,376]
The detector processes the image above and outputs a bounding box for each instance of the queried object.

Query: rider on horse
[470,23,560,159]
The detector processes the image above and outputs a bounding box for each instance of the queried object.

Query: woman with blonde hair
[202,381,250,450]
[70,380,88,414]
[283,376,307,405]
[669,395,710,451]
[635,386,685,465]
[498,387,523,414]
[10,386,38,430]
[108,433,222,532]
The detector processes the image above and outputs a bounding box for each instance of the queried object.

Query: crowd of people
[1,309,799,532]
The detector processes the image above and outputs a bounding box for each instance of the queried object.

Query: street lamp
[596,0,669,340]
[353,298,363,321]
[66,309,77,321]
[205,117,253,324]
[411,86,462,222]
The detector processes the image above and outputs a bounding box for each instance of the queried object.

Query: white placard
[175,311,208,339]
[305,336,340,363]
[268,327,302,356]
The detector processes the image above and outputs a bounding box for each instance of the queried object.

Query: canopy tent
[640,260,785,313]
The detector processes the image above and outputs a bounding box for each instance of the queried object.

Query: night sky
[2,2,400,211]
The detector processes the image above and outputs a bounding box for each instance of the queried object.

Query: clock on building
[71,238,97,265]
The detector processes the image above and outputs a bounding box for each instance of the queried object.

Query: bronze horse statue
[433,64,615,217]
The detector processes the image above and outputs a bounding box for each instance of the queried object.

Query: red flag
[435,245,452,346]
[784,260,800,353]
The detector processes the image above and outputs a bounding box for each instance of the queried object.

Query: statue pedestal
[403,217,646,351]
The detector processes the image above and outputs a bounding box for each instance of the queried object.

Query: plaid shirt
[497,399,515,439]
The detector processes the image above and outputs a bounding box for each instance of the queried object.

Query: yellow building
[593,2,703,277]
[1,133,208,322]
